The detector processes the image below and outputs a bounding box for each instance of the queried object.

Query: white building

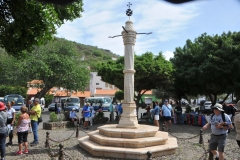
[90,72,118,96]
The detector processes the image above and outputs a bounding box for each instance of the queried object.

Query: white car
[204,101,212,110]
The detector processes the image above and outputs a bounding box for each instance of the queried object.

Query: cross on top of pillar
[126,2,133,18]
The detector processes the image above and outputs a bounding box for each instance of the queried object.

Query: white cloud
[56,0,201,56]
[163,50,174,60]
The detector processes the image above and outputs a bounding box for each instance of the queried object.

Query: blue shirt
[162,104,172,117]
[109,104,113,112]
[83,105,90,118]
[117,104,123,115]
[154,105,160,115]
[69,111,77,118]
[210,113,232,135]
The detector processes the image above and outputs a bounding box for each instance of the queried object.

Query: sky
[57,0,240,60]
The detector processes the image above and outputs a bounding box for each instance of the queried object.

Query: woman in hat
[0,102,7,160]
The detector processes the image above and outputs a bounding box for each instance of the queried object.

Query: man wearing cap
[202,103,233,160]
[69,108,79,125]
[161,100,173,132]
[28,98,41,146]
[234,100,240,147]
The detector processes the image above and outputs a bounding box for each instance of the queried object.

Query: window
[96,83,99,85]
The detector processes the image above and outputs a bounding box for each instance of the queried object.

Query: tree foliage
[0,38,90,98]
[97,52,173,108]
[23,38,90,98]
[171,31,240,104]
[0,0,83,57]
[115,90,124,101]
[0,85,27,98]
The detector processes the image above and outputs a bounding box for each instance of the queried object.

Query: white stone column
[117,20,138,129]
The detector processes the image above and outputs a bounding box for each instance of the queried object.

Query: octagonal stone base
[78,124,178,159]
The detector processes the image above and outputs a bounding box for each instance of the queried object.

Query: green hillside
[71,40,120,71]
[0,38,120,71]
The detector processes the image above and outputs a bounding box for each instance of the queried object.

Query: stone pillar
[117,20,138,129]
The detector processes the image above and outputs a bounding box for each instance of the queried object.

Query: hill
[71,40,120,71]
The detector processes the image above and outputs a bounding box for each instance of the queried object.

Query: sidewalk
[5,122,240,160]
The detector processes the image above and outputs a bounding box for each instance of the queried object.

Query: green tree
[171,32,240,104]
[0,0,83,57]
[20,38,90,98]
[97,52,173,110]
[115,90,124,102]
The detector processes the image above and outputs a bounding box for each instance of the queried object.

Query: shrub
[49,112,58,122]
[96,110,104,117]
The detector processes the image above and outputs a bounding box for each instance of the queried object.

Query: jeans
[0,132,7,158]
[31,120,39,142]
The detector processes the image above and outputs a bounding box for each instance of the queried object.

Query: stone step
[78,135,178,160]
[98,124,159,138]
[88,130,168,148]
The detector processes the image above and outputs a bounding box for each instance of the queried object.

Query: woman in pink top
[16,106,30,155]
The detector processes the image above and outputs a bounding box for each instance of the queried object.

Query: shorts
[17,131,28,144]
[209,134,227,152]
[163,116,172,121]
[85,117,90,121]
[154,115,159,120]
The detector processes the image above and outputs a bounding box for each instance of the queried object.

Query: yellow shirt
[30,104,41,121]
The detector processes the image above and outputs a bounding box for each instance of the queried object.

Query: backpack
[211,112,231,133]
[211,112,226,122]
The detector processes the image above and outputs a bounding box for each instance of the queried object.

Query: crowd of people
[0,98,42,159]
[144,99,240,160]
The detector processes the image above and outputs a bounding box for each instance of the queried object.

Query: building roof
[28,80,44,84]
[27,88,41,95]
[141,90,152,95]
[95,89,118,96]
[54,90,91,97]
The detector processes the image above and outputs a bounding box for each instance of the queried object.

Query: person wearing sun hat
[234,100,240,147]
[202,103,233,160]
[0,102,7,160]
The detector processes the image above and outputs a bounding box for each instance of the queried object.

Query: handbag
[37,115,43,123]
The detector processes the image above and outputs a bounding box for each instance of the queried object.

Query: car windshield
[67,103,76,106]
[5,96,23,105]
[66,98,79,103]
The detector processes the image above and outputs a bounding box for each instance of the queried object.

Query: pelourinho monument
[78,3,178,159]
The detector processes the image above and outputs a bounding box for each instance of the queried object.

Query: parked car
[48,103,56,111]
[64,103,79,112]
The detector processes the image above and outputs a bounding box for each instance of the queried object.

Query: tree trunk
[35,86,52,98]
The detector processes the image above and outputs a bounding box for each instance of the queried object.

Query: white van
[61,97,80,112]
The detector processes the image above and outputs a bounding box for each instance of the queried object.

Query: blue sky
[57,0,240,60]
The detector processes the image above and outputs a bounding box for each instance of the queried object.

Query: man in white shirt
[69,108,79,125]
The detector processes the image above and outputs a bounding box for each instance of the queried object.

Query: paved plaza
[4,110,240,160]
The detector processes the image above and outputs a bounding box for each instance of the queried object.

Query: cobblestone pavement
[5,120,240,160]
